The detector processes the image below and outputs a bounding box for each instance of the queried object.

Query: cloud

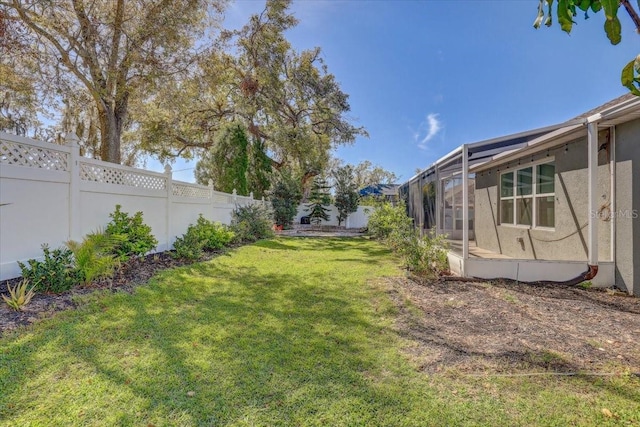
[417,113,442,149]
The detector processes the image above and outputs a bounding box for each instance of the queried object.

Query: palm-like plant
[2,279,36,311]
[66,230,123,284]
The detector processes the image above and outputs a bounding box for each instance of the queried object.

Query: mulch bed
[387,276,640,375]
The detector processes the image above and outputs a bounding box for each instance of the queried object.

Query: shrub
[231,204,274,243]
[367,202,413,242]
[173,215,235,260]
[66,230,123,284]
[18,245,78,293]
[369,202,448,278]
[105,205,158,260]
[193,215,235,250]
[173,231,206,261]
[270,173,302,229]
[2,279,36,311]
[399,231,449,278]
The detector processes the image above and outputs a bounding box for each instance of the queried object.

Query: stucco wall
[474,133,612,263]
[614,119,640,296]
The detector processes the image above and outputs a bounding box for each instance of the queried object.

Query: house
[359,184,399,204]
[399,94,640,296]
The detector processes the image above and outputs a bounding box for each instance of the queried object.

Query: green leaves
[621,55,640,95]
[533,0,638,96]
[601,0,621,44]
[557,0,576,33]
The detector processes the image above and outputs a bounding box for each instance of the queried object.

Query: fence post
[232,188,237,204]
[65,133,81,242]
[208,179,214,221]
[262,196,266,207]
[165,164,173,251]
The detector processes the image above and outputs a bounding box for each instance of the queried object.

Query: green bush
[66,230,123,284]
[172,215,235,260]
[18,245,78,293]
[105,205,158,261]
[173,231,206,261]
[399,231,449,278]
[231,204,274,243]
[270,173,302,229]
[367,202,413,242]
[368,202,448,278]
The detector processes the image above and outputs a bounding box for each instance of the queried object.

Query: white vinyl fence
[0,131,265,280]
[294,204,372,228]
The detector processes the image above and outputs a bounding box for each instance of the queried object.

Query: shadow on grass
[0,241,418,425]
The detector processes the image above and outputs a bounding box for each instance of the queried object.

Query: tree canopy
[1,0,224,163]
[137,0,366,187]
[2,0,366,197]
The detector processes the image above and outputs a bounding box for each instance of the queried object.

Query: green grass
[1,237,639,426]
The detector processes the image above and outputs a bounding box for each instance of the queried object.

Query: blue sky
[160,0,640,184]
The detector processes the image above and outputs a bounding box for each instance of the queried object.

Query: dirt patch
[387,276,640,375]
[277,225,367,237]
[0,250,222,336]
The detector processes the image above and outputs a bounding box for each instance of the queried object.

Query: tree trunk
[97,96,128,164]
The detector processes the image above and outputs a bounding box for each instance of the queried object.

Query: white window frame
[499,158,555,230]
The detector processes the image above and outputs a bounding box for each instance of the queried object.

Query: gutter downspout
[585,115,600,281]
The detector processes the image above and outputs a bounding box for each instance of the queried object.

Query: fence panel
[0,131,262,280]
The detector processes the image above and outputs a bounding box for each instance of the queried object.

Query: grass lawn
[1,237,639,426]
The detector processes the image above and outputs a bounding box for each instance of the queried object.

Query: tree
[247,138,273,200]
[1,0,223,163]
[0,8,39,135]
[269,172,302,229]
[194,123,249,195]
[533,0,640,95]
[328,159,398,190]
[333,165,360,227]
[135,0,367,190]
[305,177,331,226]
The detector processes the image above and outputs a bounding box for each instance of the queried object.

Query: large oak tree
[1,0,223,163]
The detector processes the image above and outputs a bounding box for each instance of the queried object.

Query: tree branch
[620,0,640,34]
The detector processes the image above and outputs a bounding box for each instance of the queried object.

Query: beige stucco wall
[474,133,612,263]
[614,119,640,296]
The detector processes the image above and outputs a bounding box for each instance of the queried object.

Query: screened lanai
[399,123,568,263]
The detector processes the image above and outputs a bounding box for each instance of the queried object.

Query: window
[500,161,555,228]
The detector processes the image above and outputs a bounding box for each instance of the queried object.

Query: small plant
[579,281,593,290]
[231,204,274,243]
[173,230,206,261]
[18,244,78,293]
[172,215,235,260]
[2,279,36,311]
[399,230,449,278]
[66,230,123,284]
[105,205,158,261]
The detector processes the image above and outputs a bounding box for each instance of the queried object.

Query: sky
[156,0,640,184]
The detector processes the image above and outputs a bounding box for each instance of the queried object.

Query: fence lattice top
[0,140,69,171]
[173,183,210,199]
[80,162,167,190]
